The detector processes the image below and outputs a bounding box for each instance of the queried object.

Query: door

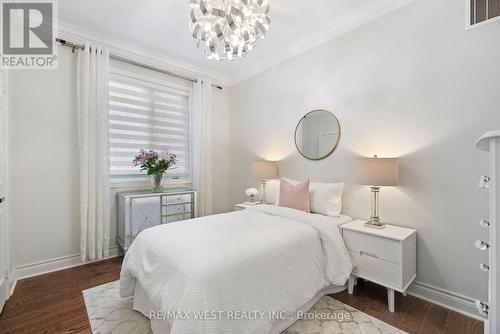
[0,70,8,313]
[318,132,339,156]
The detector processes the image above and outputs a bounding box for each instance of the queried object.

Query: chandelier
[189,0,271,60]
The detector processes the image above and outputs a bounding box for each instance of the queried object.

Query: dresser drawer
[163,203,192,215]
[343,230,401,264]
[163,212,192,224]
[349,250,402,289]
[163,194,193,205]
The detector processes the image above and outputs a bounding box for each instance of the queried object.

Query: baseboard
[8,246,121,297]
[0,278,7,313]
[407,281,484,321]
[5,252,486,323]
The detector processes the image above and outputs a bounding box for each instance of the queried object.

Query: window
[468,0,500,28]
[108,62,193,186]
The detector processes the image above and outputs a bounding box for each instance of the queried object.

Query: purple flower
[132,149,177,174]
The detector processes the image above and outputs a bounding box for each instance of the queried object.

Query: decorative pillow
[278,178,311,212]
[280,178,345,217]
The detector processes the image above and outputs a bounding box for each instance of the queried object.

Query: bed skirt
[132,282,347,334]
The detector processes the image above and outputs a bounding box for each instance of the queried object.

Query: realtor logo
[1,0,58,69]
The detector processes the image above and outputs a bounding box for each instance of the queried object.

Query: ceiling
[59,0,411,85]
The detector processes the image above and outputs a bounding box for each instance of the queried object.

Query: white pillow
[279,178,345,217]
[264,179,280,204]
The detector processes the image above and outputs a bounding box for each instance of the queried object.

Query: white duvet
[120,204,353,334]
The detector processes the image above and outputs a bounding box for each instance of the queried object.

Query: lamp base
[259,180,267,204]
[364,221,387,229]
[367,186,386,229]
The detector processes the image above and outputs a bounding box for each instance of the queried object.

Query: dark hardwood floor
[333,280,483,334]
[0,257,483,334]
[0,257,122,334]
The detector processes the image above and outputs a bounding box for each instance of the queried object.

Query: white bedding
[120,204,353,334]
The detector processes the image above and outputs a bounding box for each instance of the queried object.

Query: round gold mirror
[294,110,341,160]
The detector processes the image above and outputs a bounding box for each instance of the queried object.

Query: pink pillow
[278,178,310,212]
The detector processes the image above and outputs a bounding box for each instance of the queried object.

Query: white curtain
[192,79,213,216]
[77,43,111,261]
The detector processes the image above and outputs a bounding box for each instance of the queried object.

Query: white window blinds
[108,70,192,185]
[470,0,500,26]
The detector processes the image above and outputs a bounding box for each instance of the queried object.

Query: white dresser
[117,189,197,252]
[476,131,500,334]
[341,220,416,312]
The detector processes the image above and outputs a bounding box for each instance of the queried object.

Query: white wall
[229,0,500,306]
[9,47,80,267]
[8,47,230,273]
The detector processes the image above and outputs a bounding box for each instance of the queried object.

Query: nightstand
[235,203,260,211]
[341,220,416,312]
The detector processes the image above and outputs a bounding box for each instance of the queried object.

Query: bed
[120,204,354,334]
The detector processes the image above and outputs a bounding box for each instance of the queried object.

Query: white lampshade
[357,157,399,186]
[252,161,278,180]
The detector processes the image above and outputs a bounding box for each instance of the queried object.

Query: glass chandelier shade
[189,0,271,60]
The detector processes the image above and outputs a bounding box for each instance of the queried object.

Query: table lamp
[252,160,278,203]
[357,155,399,229]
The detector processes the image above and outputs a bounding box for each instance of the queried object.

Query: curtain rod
[56,38,223,90]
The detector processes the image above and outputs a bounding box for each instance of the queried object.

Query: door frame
[0,69,11,312]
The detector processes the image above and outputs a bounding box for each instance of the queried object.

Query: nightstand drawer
[349,250,402,289]
[343,230,401,264]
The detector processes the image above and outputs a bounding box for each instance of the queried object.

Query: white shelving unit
[476,131,500,334]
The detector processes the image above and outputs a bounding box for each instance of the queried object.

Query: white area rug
[83,281,407,334]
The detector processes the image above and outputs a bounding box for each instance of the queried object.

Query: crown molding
[57,0,413,88]
[228,0,415,86]
[57,21,230,87]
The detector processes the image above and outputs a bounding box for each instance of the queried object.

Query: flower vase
[151,174,164,193]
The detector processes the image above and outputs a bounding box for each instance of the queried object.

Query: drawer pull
[478,176,490,189]
[475,300,489,316]
[479,219,490,228]
[475,240,490,251]
[360,251,379,259]
[480,264,490,272]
